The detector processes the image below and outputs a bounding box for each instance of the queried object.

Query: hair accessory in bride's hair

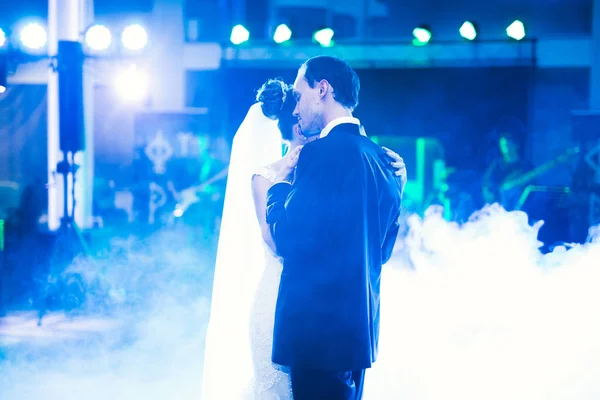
[280,86,288,110]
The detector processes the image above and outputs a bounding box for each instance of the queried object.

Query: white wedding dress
[247,171,293,397]
[200,102,403,400]
[201,103,293,399]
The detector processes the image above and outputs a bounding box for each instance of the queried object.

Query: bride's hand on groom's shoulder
[275,145,303,184]
[382,146,407,190]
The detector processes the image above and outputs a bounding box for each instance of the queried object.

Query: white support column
[47,0,94,231]
[150,0,185,110]
[79,0,95,228]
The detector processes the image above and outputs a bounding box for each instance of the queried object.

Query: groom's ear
[317,79,330,99]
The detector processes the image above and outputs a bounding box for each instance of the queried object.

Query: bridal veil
[200,103,283,398]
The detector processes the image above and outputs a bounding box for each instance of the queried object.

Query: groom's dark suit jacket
[266,123,402,372]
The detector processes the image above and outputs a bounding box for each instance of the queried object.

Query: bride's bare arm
[252,148,299,254]
[252,169,278,254]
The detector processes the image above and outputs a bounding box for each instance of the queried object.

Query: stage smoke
[1,206,599,399]
[367,205,600,399]
[0,228,214,399]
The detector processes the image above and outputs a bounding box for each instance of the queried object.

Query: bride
[200,78,405,399]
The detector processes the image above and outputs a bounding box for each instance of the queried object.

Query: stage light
[273,24,292,44]
[0,29,6,47]
[313,28,334,47]
[121,24,147,50]
[230,24,249,45]
[460,21,477,40]
[0,56,7,94]
[114,65,148,103]
[85,24,112,51]
[20,23,47,50]
[412,26,431,46]
[506,20,525,40]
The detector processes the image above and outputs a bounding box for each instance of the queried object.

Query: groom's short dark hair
[302,56,360,111]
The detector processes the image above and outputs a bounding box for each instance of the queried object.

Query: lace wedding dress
[247,166,293,399]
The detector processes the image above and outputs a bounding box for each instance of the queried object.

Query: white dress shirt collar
[319,117,362,138]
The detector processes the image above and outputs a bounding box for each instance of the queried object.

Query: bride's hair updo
[257,78,296,141]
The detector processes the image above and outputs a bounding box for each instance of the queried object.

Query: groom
[266,56,403,399]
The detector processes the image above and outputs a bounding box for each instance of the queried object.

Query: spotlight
[459,21,477,40]
[0,56,7,94]
[230,24,249,45]
[313,28,334,47]
[121,24,147,50]
[20,23,47,50]
[412,25,432,46]
[85,24,112,51]
[0,28,6,48]
[114,65,148,103]
[506,20,525,40]
[273,24,292,44]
